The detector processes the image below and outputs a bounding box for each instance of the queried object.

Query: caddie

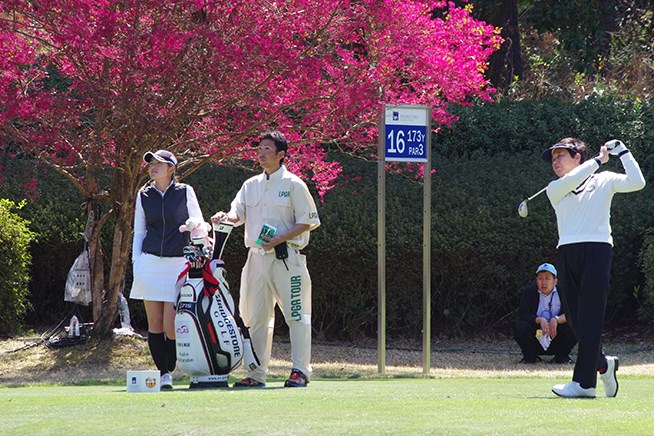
[211,130,320,388]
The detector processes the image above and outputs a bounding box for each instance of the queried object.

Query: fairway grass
[2,334,654,434]
[2,376,654,435]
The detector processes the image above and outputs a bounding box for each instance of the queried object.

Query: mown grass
[2,377,654,435]
[2,331,654,435]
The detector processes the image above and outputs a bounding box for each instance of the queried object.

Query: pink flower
[0,0,501,199]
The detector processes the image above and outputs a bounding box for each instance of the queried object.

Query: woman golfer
[541,138,645,398]
[130,150,204,389]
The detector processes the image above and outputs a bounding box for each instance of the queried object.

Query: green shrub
[435,98,654,330]
[638,231,654,322]
[308,158,380,339]
[0,199,36,333]
[2,97,653,338]
[0,158,87,326]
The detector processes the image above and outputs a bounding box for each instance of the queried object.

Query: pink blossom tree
[0,0,501,336]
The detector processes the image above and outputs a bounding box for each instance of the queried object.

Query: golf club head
[518,200,528,218]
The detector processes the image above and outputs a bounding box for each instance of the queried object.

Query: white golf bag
[175,221,260,388]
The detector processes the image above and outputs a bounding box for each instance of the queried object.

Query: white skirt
[129,253,189,303]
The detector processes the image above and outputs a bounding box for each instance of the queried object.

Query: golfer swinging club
[541,138,645,398]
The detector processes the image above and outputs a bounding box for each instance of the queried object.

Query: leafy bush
[0,199,36,333]
[308,158,381,339]
[435,98,654,332]
[638,231,654,322]
[2,97,653,338]
[0,158,87,326]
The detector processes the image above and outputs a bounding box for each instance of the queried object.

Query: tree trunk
[92,205,134,337]
[593,0,617,72]
[91,167,139,338]
[85,205,105,324]
[482,0,522,91]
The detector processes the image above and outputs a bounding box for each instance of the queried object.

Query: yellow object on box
[535,329,542,339]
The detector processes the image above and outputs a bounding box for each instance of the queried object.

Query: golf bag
[175,221,259,385]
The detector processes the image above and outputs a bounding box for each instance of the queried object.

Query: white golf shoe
[161,372,173,390]
[552,381,596,398]
[600,356,619,397]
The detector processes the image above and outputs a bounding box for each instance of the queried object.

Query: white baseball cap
[535,263,557,277]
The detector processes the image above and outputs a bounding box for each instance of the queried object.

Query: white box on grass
[126,370,160,393]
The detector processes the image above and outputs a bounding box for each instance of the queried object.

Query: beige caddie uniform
[228,166,320,383]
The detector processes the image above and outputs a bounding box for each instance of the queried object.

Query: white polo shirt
[229,166,320,249]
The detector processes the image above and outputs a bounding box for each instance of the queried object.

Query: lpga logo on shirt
[278,190,290,197]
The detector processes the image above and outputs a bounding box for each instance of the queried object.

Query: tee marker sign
[384,106,429,162]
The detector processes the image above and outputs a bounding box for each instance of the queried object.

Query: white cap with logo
[143,150,178,167]
[535,263,557,277]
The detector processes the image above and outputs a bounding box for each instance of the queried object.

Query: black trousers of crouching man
[514,320,577,361]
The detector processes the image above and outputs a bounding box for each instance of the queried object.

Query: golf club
[518,187,547,218]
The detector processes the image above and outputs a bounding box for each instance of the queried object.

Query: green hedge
[0,199,36,333]
[436,97,654,329]
[0,159,88,328]
[2,97,653,337]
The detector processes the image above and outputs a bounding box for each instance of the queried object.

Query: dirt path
[2,329,654,385]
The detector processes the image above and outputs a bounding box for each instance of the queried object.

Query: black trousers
[557,242,612,388]
[514,321,577,359]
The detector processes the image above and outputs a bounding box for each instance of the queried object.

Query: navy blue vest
[140,182,190,257]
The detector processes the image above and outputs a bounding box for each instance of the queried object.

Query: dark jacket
[140,181,190,257]
[517,284,564,325]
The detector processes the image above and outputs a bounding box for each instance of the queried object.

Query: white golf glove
[606,140,628,156]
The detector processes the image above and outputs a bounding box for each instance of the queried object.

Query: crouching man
[514,263,577,364]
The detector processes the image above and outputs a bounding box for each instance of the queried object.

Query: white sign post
[378,105,432,374]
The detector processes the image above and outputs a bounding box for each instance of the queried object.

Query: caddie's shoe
[233,377,265,388]
[284,368,308,388]
[161,372,173,390]
[552,381,595,398]
[600,356,619,398]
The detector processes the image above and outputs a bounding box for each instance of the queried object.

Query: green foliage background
[0,199,36,332]
[2,98,654,337]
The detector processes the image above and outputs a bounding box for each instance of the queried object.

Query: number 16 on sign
[384,106,429,162]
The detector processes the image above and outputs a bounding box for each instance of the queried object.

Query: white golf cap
[535,263,557,277]
[143,150,178,167]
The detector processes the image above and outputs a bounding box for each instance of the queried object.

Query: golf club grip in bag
[175,222,260,376]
